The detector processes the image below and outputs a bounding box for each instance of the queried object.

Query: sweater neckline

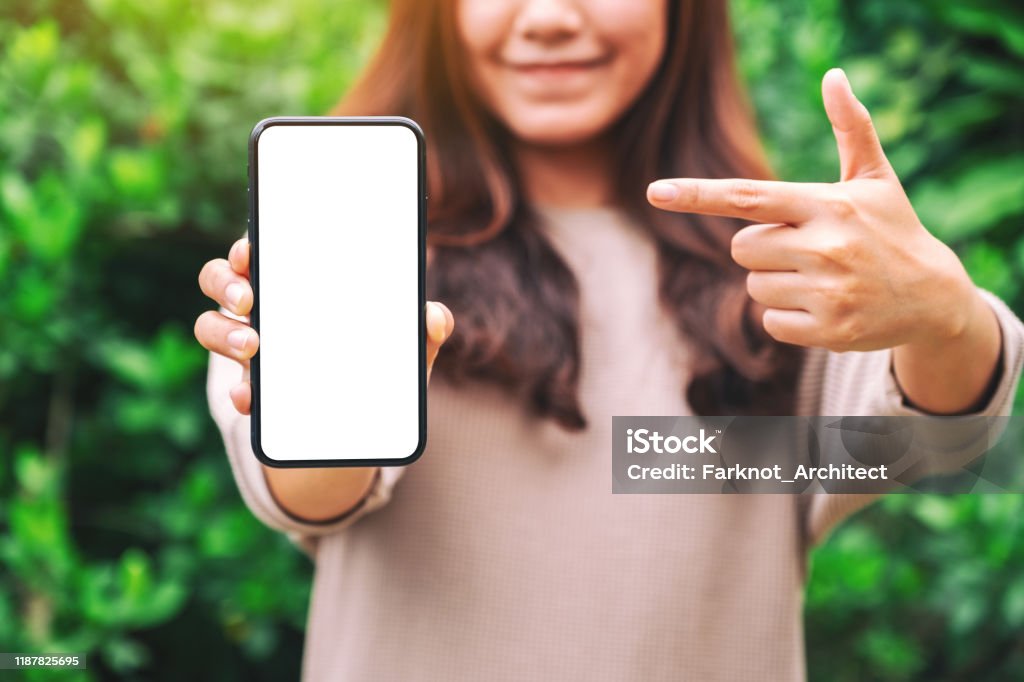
[531,203,628,221]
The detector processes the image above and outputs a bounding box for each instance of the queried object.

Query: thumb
[425,301,454,383]
[822,68,892,181]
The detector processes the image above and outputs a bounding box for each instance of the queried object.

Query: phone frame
[247,116,428,468]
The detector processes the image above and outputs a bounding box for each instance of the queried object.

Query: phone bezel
[247,116,428,468]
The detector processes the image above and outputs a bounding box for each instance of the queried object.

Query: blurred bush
[733,0,1024,678]
[0,0,1021,679]
[0,0,384,679]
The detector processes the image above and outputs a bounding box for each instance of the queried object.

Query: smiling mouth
[506,56,612,76]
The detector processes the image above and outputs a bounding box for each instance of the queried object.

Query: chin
[501,103,619,147]
[515,128,599,147]
[508,119,612,147]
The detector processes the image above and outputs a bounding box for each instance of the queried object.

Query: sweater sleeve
[802,288,1024,547]
[206,306,406,555]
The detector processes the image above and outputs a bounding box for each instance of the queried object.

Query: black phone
[247,117,427,467]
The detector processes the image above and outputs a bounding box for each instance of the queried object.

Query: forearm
[261,465,379,522]
[893,289,1003,414]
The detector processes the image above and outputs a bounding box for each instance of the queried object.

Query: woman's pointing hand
[646,68,978,354]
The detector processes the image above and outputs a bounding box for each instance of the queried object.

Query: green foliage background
[1,0,1021,679]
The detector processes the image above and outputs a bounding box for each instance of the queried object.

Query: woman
[195,1,1024,679]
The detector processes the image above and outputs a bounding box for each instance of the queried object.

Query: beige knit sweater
[207,206,1024,681]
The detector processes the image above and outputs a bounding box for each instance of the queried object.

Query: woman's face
[456,0,667,147]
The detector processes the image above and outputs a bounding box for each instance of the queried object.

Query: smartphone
[247,117,426,467]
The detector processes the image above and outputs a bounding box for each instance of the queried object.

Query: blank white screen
[255,123,421,462]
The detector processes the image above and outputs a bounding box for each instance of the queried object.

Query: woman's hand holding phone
[194,236,454,521]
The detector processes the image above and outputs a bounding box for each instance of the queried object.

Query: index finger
[647,178,822,224]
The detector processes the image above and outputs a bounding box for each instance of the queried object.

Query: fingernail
[648,182,679,202]
[228,329,251,351]
[829,67,852,90]
[226,282,245,307]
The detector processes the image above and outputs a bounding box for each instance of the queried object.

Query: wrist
[911,258,980,351]
[892,270,1003,414]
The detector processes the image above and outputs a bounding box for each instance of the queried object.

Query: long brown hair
[333,0,805,429]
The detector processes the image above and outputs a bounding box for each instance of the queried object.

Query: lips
[505,56,611,76]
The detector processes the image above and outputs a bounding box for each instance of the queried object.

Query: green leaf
[80,550,186,629]
[913,158,1024,243]
[101,636,149,673]
[936,4,1024,57]
[960,242,1016,300]
[95,338,158,389]
[1,171,84,261]
[911,496,959,531]
[108,148,165,203]
[67,117,108,172]
[14,446,55,496]
[1004,580,1024,627]
[6,20,60,78]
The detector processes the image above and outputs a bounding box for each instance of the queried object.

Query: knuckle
[853,103,874,128]
[194,311,218,345]
[814,235,857,266]
[727,180,761,211]
[826,315,862,349]
[199,258,229,292]
[818,280,855,316]
[678,180,701,207]
[216,264,235,290]
[824,188,858,219]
